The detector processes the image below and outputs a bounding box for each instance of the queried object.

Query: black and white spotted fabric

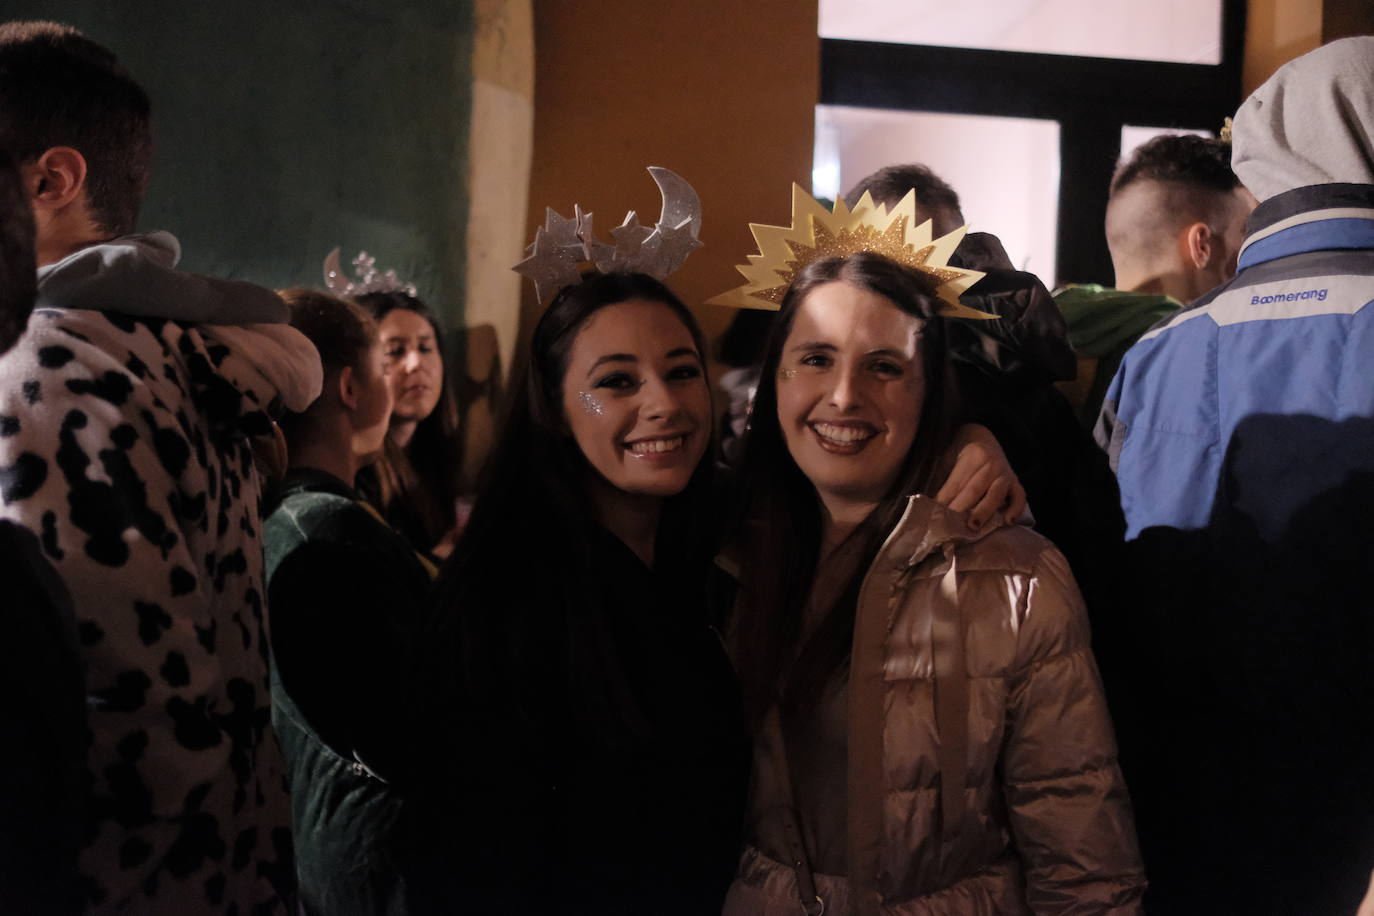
[0,304,320,913]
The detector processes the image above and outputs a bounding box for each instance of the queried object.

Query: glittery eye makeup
[777,368,799,380]
[577,390,605,416]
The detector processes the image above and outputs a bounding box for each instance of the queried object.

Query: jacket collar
[878,494,1005,574]
[272,467,359,502]
[1238,183,1374,271]
[713,495,1007,581]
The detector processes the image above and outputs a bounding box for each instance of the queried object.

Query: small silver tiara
[513,166,703,303]
[322,248,418,298]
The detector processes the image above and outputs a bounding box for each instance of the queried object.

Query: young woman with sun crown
[712,189,1146,915]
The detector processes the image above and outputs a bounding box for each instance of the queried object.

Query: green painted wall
[8,2,473,328]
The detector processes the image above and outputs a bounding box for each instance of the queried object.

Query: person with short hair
[264,289,434,916]
[1105,134,1254,300]
[1056,134,1256,426]
[0,146,88,916]
[0,21,319,912]
[842,163,964,237]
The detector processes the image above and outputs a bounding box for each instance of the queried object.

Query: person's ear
[338,365,360,409]
[1182,221,1215,270]
[23,147,88,214]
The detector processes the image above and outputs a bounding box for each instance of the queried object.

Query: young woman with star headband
[404,268,751,915]
[712,191,1146,915]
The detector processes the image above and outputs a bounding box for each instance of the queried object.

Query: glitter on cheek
[577,391,605,416]
[778,368,799,381]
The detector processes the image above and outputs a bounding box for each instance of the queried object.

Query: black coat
[406,523,750,916]
[0,521,85,915]
[948,234,1126,626]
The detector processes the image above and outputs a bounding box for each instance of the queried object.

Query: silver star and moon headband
[323,249,417,298]
[514,166,704,302]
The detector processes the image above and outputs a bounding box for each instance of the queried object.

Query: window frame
[819,0,1246,285]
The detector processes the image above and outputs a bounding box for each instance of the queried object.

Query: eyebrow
[587,347,701,378]
[383,334,433,343]
[788,341,911,360]
[588,353,637,377]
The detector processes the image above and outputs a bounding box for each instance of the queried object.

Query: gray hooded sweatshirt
[36,230,288,323]
[1232,36,1374,200]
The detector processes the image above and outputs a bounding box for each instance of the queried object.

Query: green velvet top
[263,467,435,916]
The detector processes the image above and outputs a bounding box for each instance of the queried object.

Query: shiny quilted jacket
[731,496,1146,915]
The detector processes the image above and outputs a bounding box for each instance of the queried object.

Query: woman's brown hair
[731,252,965,726]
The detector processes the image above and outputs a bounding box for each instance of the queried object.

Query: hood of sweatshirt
[35,231,288,324]
[1232,36,1374,201]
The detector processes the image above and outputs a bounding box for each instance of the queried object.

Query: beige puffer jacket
[727,496,1145,915]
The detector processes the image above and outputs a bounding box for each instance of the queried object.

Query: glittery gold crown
[706,185,992,319]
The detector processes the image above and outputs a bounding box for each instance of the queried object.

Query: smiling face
[559,297,711,499]
[378,308,444,424]
[776,280,927,513]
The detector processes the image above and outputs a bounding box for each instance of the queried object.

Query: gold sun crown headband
[705,184,993,320]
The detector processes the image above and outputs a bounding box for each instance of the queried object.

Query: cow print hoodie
[0,232,321,913]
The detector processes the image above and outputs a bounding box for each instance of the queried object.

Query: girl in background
[354,290,465,557]
[265,289,436,915]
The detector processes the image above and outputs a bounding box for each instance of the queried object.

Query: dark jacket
[0,522,84,916]
[264,469,435,916]
[407,523,750,916]
[948,235,1126,628]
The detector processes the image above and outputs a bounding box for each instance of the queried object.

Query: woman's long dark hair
[424,271,715,744]
[354,290,463,550]
[733,252,964,726]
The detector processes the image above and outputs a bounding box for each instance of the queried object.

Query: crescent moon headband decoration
[514,166,704,303]
[322,248,417,298]
[705,184,993,319]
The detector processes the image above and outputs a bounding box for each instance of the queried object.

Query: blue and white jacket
[1098,183,1374,541]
